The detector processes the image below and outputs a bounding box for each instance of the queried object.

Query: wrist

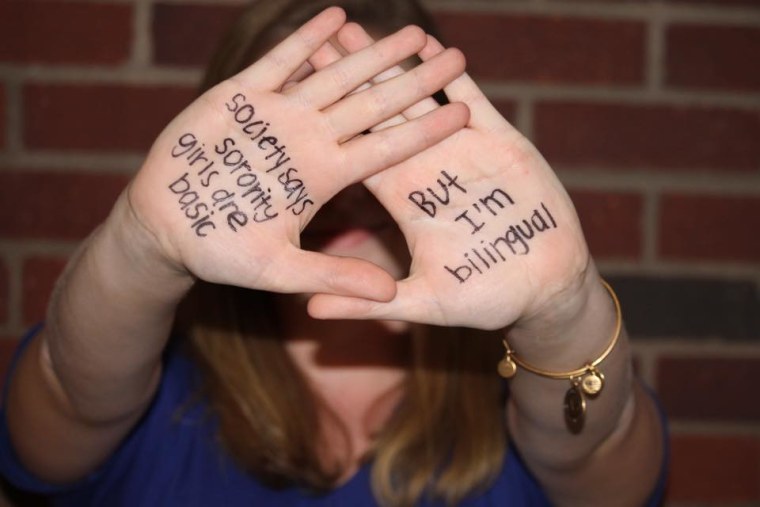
[506,265,617,372]
[96,190,195,300]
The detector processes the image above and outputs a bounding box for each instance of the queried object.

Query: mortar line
[0,153,146,173]
[424,0,760,26]
[131,0,153,69]
[646,4,666,93]
[480,83,760,109]
[515,97,533,140]
[629,339,760,358]
[641,188,660,266]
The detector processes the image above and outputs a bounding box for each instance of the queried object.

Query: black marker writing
[214,137,279,222]
[455,188,516,234]
[168,172,217,237]
[225,93,314,216]
[444,203,558,284]
[408,170,466,218]
[172,132,218,187]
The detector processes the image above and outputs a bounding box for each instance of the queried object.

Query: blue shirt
[1,328,667,506]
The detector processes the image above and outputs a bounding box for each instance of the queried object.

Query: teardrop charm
[564,383,586,434]
[581,369,605,397]
[497,355,517,378]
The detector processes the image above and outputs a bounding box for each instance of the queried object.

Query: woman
[1,1,666,505]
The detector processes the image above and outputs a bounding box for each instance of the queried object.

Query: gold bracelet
[497,280,622,433]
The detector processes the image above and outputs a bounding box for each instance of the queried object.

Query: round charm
[581,371,604,396]
[497,356,517,378]
[564,385,586,433]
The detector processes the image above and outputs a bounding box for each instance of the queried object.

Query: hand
[126,7,469,300]
[308,27,590,330]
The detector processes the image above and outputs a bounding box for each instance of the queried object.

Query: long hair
[181,1,507,505]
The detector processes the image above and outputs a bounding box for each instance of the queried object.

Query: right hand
[307,26,590,332]
[127,7,468,300]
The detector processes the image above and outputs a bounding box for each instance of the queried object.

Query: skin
[303,24,664,505]
[6,7,468,483]
[5,7,663,506]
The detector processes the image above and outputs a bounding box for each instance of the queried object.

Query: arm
[308,27,664,505]
[505,267,664,506]
[5,7,469,485]
[7,193,193,483]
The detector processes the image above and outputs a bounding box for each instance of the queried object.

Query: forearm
[505,265,664,506]
[40,190,195,422]
[6,190,195,482]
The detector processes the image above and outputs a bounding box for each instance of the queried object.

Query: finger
[337,22,439,121]
[308,39,376,99]
[333,23,407,131]
[235,7,346,90]
[279,60,315,91]
[306,38,410,134]
[340,103,469,183]
[325,47,466,141]
[318,25,406,131]
[307,278,438,324]
[418,35,506,130]
[307,39,344,72]
[266,247,396,301]
[287,25,427,110]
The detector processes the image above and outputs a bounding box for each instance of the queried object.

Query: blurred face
[301,183,410,281]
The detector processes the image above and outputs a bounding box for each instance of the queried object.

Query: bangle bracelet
[497,280,622,433]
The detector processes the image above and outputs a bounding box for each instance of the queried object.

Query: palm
[308,33,589,329]
[374,126,587,329]
[134,84,389,286]
[126,9,468,299]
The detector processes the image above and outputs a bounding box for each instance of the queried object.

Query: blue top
[1,327,668,506]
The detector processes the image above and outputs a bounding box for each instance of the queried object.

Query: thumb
[267,247,397,301]
[307,278,438,324]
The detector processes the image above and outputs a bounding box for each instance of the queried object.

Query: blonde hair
[182,1,507,505]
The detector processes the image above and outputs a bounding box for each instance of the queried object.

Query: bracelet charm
[580,365,604,396]
[497,280,622,433]
[564,381,586,433]
[497,354,517,378]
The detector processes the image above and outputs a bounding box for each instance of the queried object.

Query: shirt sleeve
[0,324,71,494]
[0,324,195,498]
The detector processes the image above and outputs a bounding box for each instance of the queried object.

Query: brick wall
[1,0,758,505]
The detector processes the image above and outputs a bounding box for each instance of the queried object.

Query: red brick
[0,260,8,326]
[535,102,760,171]
[568,191,642,259]
[669,434,760,502]
[153,3,242,67]
[0,83,5,150]
[435,13,645,85]
[659,194,760,262]
[22,257,68,326]
[0,171,128,240]
[0,338,22,397]
[667,25,760,92]
[0,1,131,65]
[657,356,760,421]
[24,84,195,152]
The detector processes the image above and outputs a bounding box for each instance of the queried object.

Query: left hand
[308,28,591,331]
